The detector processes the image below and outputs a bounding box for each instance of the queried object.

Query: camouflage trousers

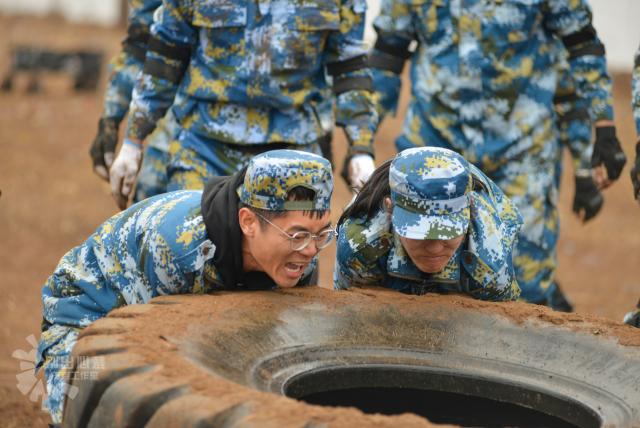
[396,136,560,304]
[166,128,323,191]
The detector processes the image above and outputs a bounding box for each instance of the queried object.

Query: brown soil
[0,14,639,426]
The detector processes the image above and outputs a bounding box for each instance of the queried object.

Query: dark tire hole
[283,367,600,428]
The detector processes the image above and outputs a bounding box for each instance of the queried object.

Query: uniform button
[464,254,473,264]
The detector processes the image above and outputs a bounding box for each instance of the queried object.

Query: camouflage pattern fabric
[238,150,333,211]
[101,0,161,124]
[37,191,221,423]
[125,0,378,156]
[388,147,472,240]
[633,44,640,136]
[335,148,523,301]
[164,129,324,191]
[371,0,613,303]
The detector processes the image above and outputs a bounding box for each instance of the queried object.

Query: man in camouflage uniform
[108,0,378,209]
[334,147,523,301]
[625,44,640,328]
[37,150,335,424]
[545,55,604,310]
[90,0,182,203]
[368,0,626,309]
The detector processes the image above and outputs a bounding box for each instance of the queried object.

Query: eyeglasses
[254,212,336,251]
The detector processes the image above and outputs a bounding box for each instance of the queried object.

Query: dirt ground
[0,14,638,427]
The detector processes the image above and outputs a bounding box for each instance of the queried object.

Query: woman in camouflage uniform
[334,147,522,301]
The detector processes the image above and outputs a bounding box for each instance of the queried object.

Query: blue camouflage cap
[390,147,472,240]
[238,149,333,211]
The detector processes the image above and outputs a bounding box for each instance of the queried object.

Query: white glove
[109,139,142,210]
[348,154,375,190]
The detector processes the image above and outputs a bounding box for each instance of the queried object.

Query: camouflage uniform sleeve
[36,196,201,423]
[100,51,143,124]
[632,44,640,136]
[333,217,386,290]
[370,0,415,117]
[554,68,593,172]
[126,0,196,142]
[324,0,379,156]
[545,0,614,122]
[36,235,127,424]
[463,168,523,302]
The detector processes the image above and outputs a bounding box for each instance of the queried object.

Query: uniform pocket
[271,0,340,72]
[192,0,247,28]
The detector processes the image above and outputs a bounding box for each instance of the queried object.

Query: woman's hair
[338,159,393,229]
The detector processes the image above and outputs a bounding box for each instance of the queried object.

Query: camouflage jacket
[633,44,640,136]
[101,0,161,123]
[334,165,523,301]
[125,0,377,154]
[371,0,612,168]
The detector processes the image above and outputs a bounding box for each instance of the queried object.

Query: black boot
[548,283,574,313]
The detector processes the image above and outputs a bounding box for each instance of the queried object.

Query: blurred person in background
[90,0,180,204]
[368,0,625,311]
[624,43,640,328]
[108,0,380,210]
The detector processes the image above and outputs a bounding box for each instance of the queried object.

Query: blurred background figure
[107,0,379,210]
[89,0,180,208]
[368,0,626,312]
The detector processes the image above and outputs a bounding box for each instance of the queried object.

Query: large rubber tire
[62,287,640,428]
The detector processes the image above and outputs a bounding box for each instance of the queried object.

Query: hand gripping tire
[62,287,640,428]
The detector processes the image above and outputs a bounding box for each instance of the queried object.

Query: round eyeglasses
[254,212,336,251]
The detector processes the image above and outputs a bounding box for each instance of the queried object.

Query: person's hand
[109,139,142,210]
[591,125,627,189]
[89,118,118,181]
[630,142,640,201]
[348,154,375,190]
[572,174,603,222]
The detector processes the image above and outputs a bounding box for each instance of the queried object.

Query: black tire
[62,287,640,428]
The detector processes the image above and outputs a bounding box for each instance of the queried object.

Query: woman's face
[399,235,465,273]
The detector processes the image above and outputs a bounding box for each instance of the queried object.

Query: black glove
[573,175,603,222]
[591,126,627,180]
[89,117,118,181]
[630,141,640,200]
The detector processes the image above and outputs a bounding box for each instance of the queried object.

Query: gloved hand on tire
[89,118,119,181]
[572,173,603,222]
[109,139,143,210]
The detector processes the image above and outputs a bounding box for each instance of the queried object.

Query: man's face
[242,209,333,288]
[399,235,465,273]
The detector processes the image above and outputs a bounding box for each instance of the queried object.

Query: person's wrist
[123,138,142,149]
[595,125,616,139]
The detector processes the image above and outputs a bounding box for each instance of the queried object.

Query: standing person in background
[89,0,180,204]
[109,0,379,210]
[368,0,626,311]
[624,43,640,328]
[546,54,604,311]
